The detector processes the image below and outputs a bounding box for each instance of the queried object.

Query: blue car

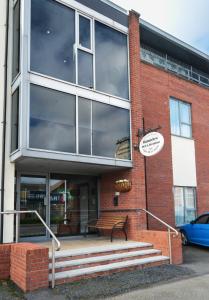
[179,213,209,247]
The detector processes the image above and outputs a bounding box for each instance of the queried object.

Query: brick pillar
[10,243,49,292]
[0,244,12,280]
[100,10,147,240]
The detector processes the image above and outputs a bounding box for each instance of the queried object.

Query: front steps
[48,241,169,285]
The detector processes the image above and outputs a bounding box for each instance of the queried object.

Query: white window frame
[170,97,192,138]
[10,0,133,167]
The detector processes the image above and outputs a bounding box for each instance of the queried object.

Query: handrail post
[168,228,172,264]
[15,212,19,243]
[51,239,55,289]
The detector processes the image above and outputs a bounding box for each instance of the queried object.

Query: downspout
[0,0,9,243]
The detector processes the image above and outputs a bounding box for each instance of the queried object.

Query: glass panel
[185,188,196,223]
[181,124,191,138]
[30,85,76,153]
[11,89,19,153]
[180,102,191,124]
[20,176,46,237]
[50,174,98,236]
[92,102,130,159]
[78,98,91,155]
[170,99,180,135]
[95,21,129,99]
[174,187,184,226]
[31,0,76,83]
[12,0,20,80]
[78,50,93,88]
[79,15,91,49]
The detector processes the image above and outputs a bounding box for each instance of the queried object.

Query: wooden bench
[85,215,128,242]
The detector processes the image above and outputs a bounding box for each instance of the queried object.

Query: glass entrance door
[50,174,98,236]
[19,175,47,238]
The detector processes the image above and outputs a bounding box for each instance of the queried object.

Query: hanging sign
[139,132,164,157]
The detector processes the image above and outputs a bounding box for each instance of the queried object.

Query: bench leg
[123,228,128,241]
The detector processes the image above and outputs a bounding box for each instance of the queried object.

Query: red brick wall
[10,243,49,292]
[100,11,147,240]
[141,62,209,227]
[138,230,182,264]
[0,244,12,280]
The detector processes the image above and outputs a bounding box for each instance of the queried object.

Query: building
[0,0,209,245]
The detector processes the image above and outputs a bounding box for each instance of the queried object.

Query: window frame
[170,97,192,139]
[28,0,130,102]
[173,186,197,226]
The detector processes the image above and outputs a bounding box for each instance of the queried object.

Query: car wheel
[181,231,189,246]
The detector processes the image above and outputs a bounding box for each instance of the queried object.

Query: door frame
[16,171,50,240]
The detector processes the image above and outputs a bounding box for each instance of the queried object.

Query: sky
[112,0,209,56]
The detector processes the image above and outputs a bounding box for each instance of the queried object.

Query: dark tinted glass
[78,50,93,88]
[79,15,91,49]
[30,85,76,153]
[78,98,91,155]
[31,0,76,83]
[12,0,20,80]
[92,102,130,159]
[11,89,19,152]
[95,21,129,99]
[195,215,209,224]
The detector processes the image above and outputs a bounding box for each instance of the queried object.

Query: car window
[195,215,209,224]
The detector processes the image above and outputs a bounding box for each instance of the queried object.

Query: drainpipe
[0,0,9,243]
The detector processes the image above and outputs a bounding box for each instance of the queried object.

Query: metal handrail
[138,208,178,264]
[0,210,61,288]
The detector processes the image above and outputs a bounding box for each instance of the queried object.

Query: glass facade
[30,0,129,100]
[11,89,19,152]
[78,98,91,155]
[30,85,76,153]
[95,21,129,99]
[174,186,196,226]
[31,0,76,83]
[170,98,192,138]
[12,0,20,80]
[92,102,130,159]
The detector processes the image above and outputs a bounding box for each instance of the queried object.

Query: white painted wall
[171,135,197,187]
[0,0,16,243]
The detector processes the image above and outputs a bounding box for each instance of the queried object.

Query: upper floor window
[12,0,20,80]
[170,98,192,138]
[30,0,129,100]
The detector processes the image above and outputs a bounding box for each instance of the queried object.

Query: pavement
[0,245,209,300]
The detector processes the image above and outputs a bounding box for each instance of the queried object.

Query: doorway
[17,173,98,239]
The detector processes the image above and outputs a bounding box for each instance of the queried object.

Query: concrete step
[49,242,153,262]
[49,255,170,285]
[49,249,161,272]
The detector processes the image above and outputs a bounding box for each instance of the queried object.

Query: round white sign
[139,132,164,157]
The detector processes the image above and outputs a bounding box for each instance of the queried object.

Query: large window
[11,88,19,152]
[95,21,129,99]
[12,0,20,80]
[92,102,130,158]
[30,85,76,153]
[170,98,192,138]
[31,0,76,83]
[174,186,196,226]
[30,0,129,100]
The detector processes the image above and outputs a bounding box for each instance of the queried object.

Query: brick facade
[141,61,209,227]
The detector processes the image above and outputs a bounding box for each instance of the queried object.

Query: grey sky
[112,0,209,55]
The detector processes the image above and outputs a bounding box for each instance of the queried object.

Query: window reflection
[30,85,76,153]
[12,0,20,80]
[95,21,129,99]
[92,102,130,158]
[31,0,76,83]
[78,98,91,155]
[78,50,93,88]
[11,89,19,152]
[79,15,91,49]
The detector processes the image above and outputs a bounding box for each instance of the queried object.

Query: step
[49,242,153,261]
[49,249,161,272]
[49,255,170,284]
